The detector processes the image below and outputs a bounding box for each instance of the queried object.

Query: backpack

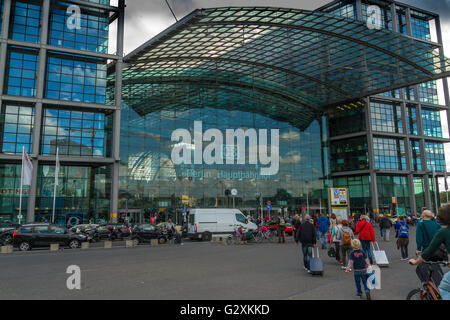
[399,223,409,237]
[342,230,352,245]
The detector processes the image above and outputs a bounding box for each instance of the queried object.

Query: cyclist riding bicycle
[409,204,450,300]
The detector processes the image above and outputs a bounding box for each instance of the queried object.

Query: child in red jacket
[354,216,376,263]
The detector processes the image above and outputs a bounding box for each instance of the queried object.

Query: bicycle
[406,261,448,300]
[254,226,275,243]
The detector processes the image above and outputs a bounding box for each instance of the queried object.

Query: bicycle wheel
[406,288,423,300]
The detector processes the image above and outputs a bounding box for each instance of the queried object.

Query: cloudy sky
[110,0,450,55]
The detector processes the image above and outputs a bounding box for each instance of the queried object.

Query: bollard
[150,239,158,246]
[104,240,113,249]
[125,240,134,248]
[1,245,13,254]
[50,243,59,252]
[81,242,90,250]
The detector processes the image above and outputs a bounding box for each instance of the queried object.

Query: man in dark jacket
[416,210,441,256]
[296,215,317,272]
[379,214,393,241]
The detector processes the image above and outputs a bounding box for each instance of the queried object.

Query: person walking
[292,214,301,245]
[396,216,410,261]
[416,210,441,256]
[354,215,376,263]
[379,214,393,241]
[317,214,330,249]
[336,219,355,269]
[345,239,372,300]
[332,218,343,264]
[277,213,286,243]
[409,204,450,300]
[296,215,317,272]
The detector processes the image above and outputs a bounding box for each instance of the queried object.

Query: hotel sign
[0,188,29,196]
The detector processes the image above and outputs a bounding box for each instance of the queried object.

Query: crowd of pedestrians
[291,206,450,300]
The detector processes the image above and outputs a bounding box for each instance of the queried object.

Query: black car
[130,224,167,245]
[0,223,18,245]
[13,223,89,251]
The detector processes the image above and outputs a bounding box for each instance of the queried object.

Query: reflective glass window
[410,140,422,171]
[1,104,34,154]
[411,12,431,41]
[5,48,38,97]
[370,100,403,134]
[422,107,442,138]
[377,175,410,215]
[10,0,41,43]
[49,2,109,54]
[373,137,406,171]
[407,105,418,135]
[330,136,368,173]
[36,165,111,226]
[45,54,107,104]
[425,142,445,172]
[361,1,393,30]
[419,81,439,105]
[41,107,111,157]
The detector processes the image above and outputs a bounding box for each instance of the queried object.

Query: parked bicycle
[406,261,448,300]
[254,225,275,243]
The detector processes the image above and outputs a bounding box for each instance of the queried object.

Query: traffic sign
[182,195,189,204]
[267,205,272,211]
[267,201,271,206]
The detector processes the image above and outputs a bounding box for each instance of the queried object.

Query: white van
[187,208,258,241]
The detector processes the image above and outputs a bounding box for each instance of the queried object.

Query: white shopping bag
[371,242,389,267]
[366,265,381,290]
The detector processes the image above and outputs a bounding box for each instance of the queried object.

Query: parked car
[130,224,167,245]
[13,223,89,251]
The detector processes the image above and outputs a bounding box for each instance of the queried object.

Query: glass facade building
[320,0,450,214]
[0,0,124,225]
[1,0,450,226]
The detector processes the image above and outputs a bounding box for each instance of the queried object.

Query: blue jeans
[301,244,313,269]
[319,231,328,248]
[361,240,372,261]
[354,271,370,296]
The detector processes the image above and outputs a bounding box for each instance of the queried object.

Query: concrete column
[365,98,378,211]
[405,7,413,37]
[355,0,362,22]
[390,3,398,32]
[27,0,50,222]
[109,0,125,220]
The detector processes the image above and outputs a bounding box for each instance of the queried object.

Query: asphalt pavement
[0,225,425,300]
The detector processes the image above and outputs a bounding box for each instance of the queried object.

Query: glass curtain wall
[119,102,328,221]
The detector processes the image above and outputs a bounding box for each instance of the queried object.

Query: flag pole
[52,147,59,224]
[19,146,24,225]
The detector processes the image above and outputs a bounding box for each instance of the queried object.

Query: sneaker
[341,266,346,270]
[307,270,311,274]
[365,291,371,300]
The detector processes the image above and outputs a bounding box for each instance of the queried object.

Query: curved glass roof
[119,7,450,129]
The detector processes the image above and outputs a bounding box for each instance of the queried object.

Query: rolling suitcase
[371,242,389,267]
[310,247,324,276]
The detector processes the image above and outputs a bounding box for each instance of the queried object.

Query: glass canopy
[118,7,450,129]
